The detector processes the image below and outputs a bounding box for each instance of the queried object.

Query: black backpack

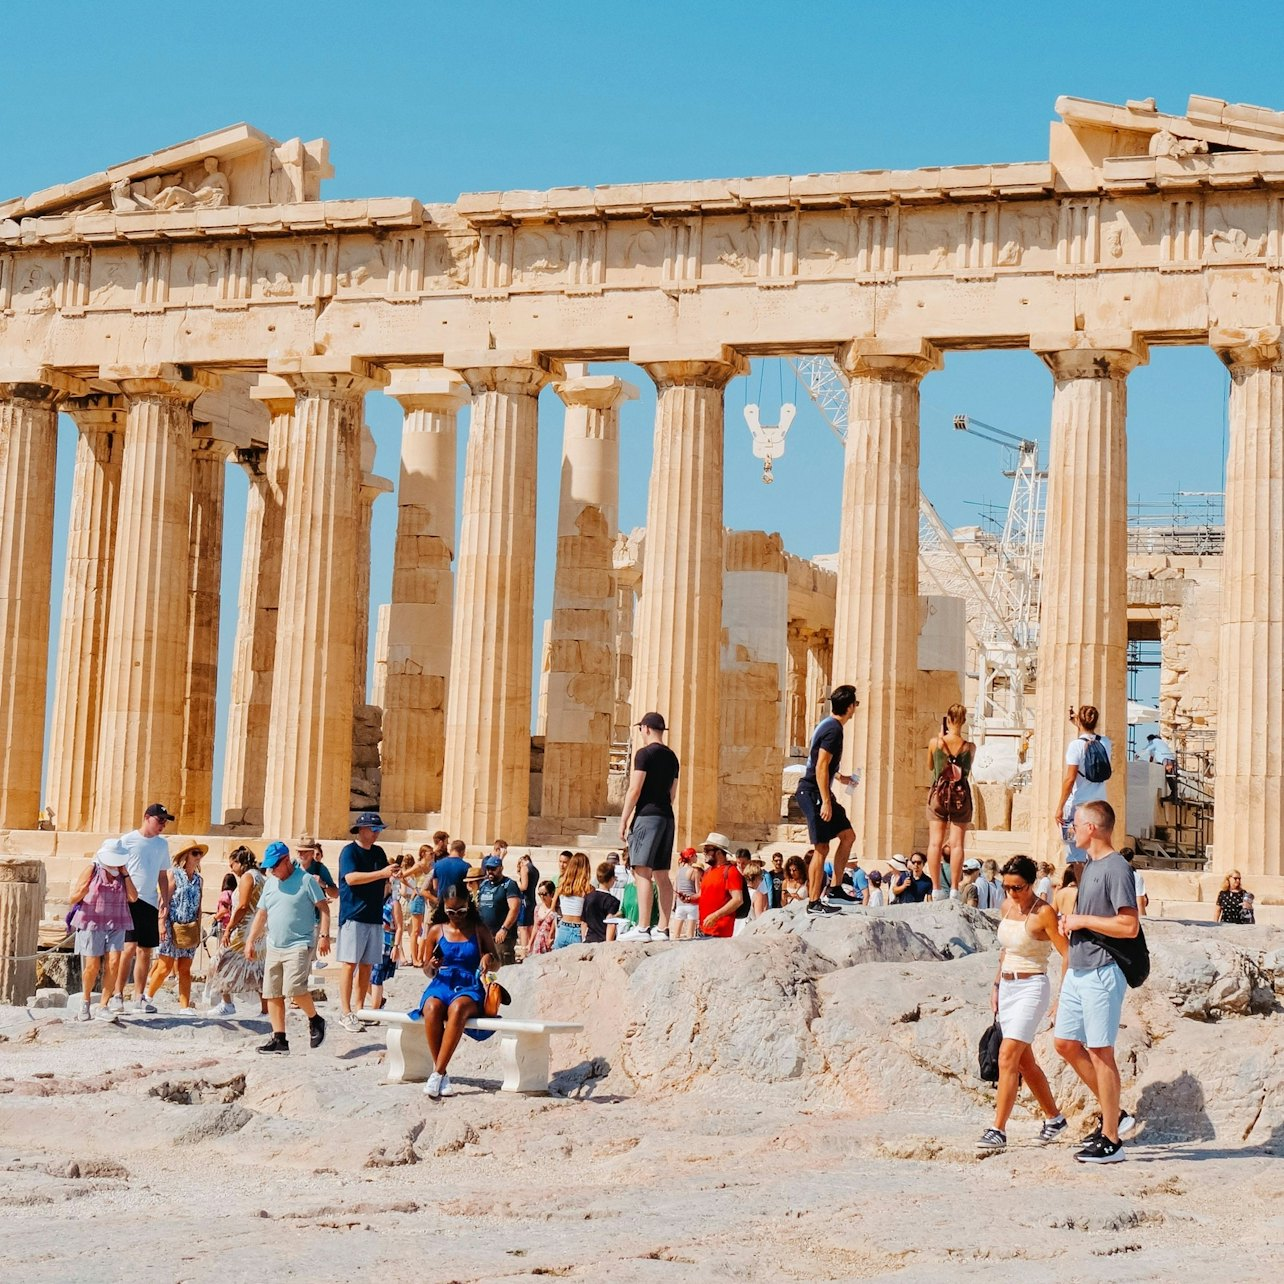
[978,1020,1003,1083]
[1095,925,1151,988]
[1079,735,1112,783]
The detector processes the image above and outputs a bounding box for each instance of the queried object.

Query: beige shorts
[262,945,311,999]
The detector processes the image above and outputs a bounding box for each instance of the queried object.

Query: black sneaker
[806,900,841,916]
[825,886,860,903]
[1084,1108,1136,1144]
[257,1034,290,1055]
[309,1015,326,1049]
[976,1127,1007,1152]
[1037,1115,1069,1144]
[1075,1135,1125,1164]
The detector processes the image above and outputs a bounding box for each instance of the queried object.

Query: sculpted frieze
[424,232,475,289]
[798,214,853,277]
[703,216,758,281]
[513,228,573,286]
[255,248,300,299]
[12,261,56,312]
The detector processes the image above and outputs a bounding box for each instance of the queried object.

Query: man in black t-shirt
[794,684,859,916]
[618,711,679,942]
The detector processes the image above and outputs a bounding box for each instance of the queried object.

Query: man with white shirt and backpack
[1053,705,1113,864]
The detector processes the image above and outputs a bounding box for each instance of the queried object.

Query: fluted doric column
[1028,333,1146,863]
[220,378,291,827]
[177,429,231,832]
[354,430,393,707]
[785,622,811,752]
[441,352,557,844]
[47,393,125,831]
[833,338,941,859]
[541,368,637,821]
[380,369,466,817]
[261,358,387,841]
[631,347,747,845]
[0,369,86,828]
[92,364,216,832]
[1212,327,1284,876]
[612,548,642,749]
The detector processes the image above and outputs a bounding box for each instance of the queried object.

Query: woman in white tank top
[977,854,1070,1154]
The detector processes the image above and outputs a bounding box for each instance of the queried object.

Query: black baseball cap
[144,802,175,823]
[637,712,667,732]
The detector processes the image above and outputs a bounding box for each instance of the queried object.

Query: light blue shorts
[337,920,382,967]
[1054,964,1126,1048]
[75,927,126,956]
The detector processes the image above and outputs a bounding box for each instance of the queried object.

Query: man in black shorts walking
[794,685,859,915]
[619,711,678,941]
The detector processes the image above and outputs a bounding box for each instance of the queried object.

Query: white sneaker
[438,1074,453,1098]
[132,997,157,1014]
[338,1012,363,1033]
[649,927,670,941]
[207,1001,236,1017]
[76,1000,92,1022]
[106,994,124,1014]
[619,927,652,942]
[93,1005,116,1022]
[423,1071,443,1098]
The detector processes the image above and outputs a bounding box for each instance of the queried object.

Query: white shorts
[672,902,699,923]
[997,973,1051,1044]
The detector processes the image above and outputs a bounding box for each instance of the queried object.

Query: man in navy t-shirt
[794,684,859,915]
[336,811,395,1031]
[430,838,472,903]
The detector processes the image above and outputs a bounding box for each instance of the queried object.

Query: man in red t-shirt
[697,833,744,938]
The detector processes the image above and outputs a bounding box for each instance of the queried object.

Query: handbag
[978,1019,1003,1083]
[172,917,202,950]
[480,972,511,1017]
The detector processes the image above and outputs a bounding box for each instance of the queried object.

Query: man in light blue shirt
[246,842,329,1055]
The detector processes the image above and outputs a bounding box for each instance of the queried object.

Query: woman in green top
[925,703,976,899]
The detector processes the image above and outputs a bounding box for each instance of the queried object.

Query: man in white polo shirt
[113,802,173,1014]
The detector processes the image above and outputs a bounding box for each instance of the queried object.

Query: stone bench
[356,1010,584,1094]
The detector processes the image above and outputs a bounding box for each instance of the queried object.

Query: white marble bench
[356,1010,584,1094]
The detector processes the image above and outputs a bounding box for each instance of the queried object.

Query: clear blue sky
[5,1,1262,812]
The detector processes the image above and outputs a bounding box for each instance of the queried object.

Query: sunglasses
[444,907,469,917]
[909,860,925,867]
[1002,881,1028,892]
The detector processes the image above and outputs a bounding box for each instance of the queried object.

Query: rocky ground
[2,903,1282,1283]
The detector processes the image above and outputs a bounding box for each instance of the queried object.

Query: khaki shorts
[262,945,311,1000]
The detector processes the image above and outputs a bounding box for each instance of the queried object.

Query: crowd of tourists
[63,685,1254,1140]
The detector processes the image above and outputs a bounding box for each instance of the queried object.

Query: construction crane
[787,357,1044,737]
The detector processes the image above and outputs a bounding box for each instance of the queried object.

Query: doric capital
[266,356,389,396]
[1210,326,1284,375]
[64,392,127,434]
[1031,332,1149,380]
[250,374,299,418]
[0,367,90,406]
[630,345,748,390]
[361,472,395,504]
[99,363,219,402]
[837,337,942,382]
[553,368,640,411]
[443,350,562,397]
[191,426,235,462]
[385,367,469,415]
[235,444,270,482]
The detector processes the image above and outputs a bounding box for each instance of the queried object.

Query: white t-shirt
[1133,869,1147,899]
[1064,735,1113,815]
[120,829,170,907]
[1146,738,1176,765]
[867,888,885,908]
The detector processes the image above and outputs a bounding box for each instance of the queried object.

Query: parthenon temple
[3,93,1284,894]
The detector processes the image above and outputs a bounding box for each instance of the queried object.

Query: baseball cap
[350,811,386,834]
[637,712,667,732]
[678,847,698,863]
[482,855,503,871]
[962,857,982,872]
[264,840,292,868]
[144,802,175,823]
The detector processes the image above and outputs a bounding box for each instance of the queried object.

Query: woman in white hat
[68,839,138,1021]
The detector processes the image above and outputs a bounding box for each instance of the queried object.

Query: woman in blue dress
[412,884,498,1098]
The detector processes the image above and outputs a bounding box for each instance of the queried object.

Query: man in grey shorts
[618,712,678,942]
[336,811,396,1032]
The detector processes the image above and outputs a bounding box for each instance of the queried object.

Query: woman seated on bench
[411,885,498,1099]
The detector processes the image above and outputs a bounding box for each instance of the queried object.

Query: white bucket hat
[700,832,733,853]
[94,837,130,870]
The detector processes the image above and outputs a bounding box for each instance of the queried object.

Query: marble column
[177,429,231,832]
[354,434,393,709]
[380,369,466,818]
[440,351,556,845]
[261,358,387,841]
[785,622,811,752]
[833,338,941,860]
[1212,327,1284,877]
[46,394,124,832]
[630,347,747,845]
[541,369,638,821]
[612,536,642,749]
[1028,333,1146,863]
[91,364,215,833]
[220,378,291,827]
[0,369,85,829]
[804,628,833,738]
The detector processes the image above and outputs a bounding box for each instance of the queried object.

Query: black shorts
[795,782,853,845]
[125,899,161,949]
